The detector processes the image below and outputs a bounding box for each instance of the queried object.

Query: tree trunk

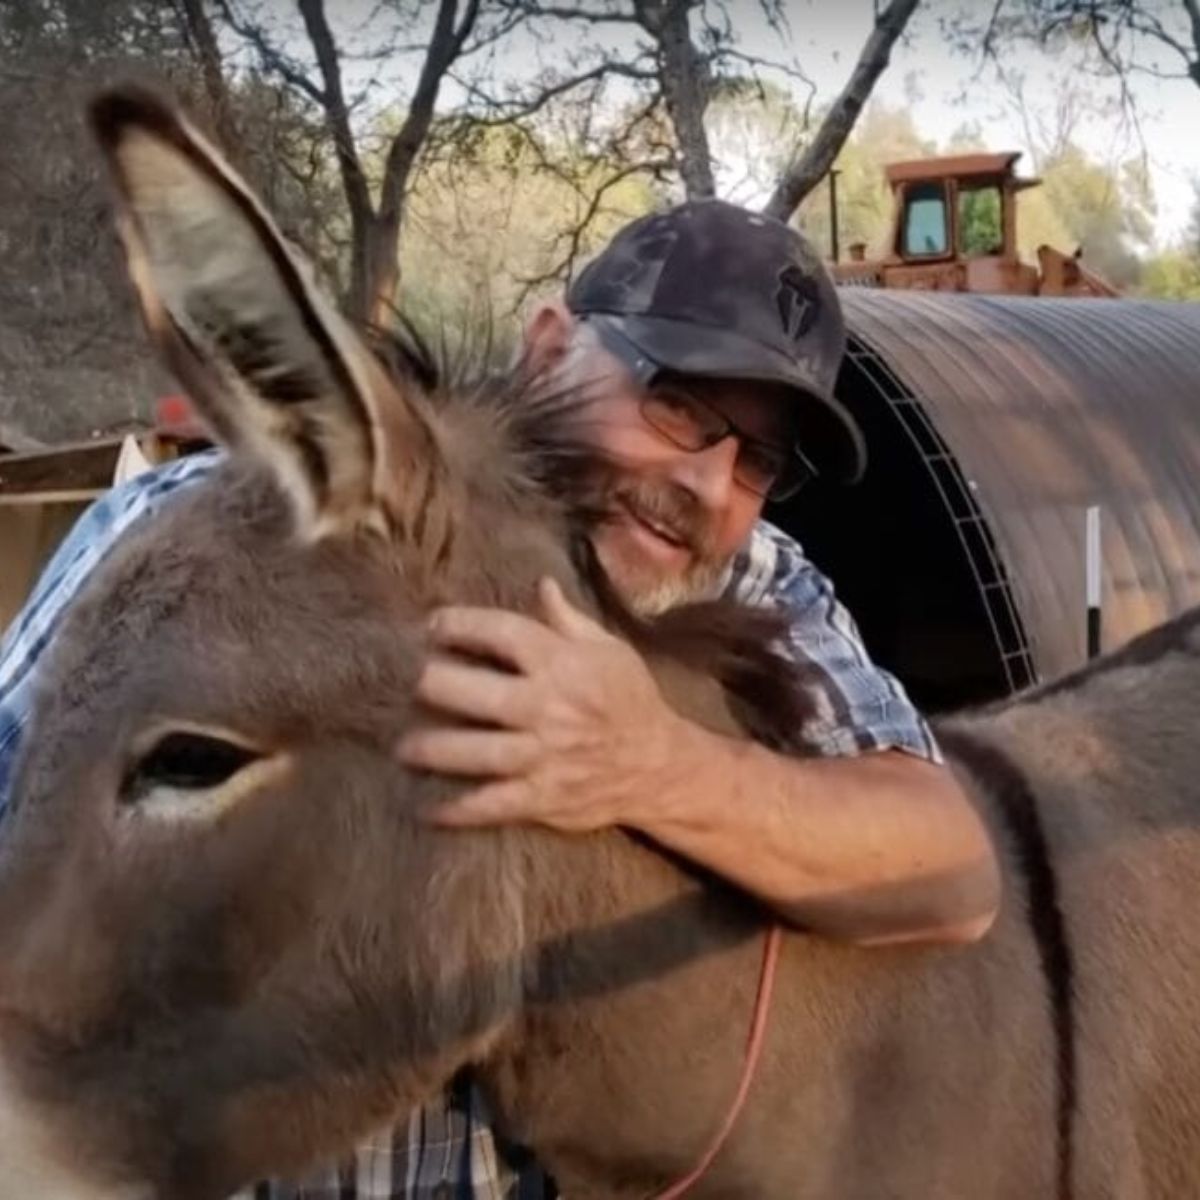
[294,0,478,322]
[366,214,403,327]
[638,0,715,200]
[178,0,241,162]
[762,0,921,222]
[366,0,480,319]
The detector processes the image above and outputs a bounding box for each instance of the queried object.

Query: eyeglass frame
[578,315,821,503]
[636,382,819,502]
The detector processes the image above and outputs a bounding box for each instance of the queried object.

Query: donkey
[2,85,1200,1200]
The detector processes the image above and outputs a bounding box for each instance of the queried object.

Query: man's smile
[614,496,694,569]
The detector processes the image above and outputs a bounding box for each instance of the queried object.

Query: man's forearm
[628,722,1001,946]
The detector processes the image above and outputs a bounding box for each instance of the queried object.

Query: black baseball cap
[567,199,866,484]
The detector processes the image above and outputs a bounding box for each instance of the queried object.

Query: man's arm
[398,578,1000,947]
[620,729,998,945]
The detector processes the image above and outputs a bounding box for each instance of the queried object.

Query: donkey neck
[479,825,768,1197]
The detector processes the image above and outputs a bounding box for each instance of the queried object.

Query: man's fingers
[427,781,534,828]
[538,577,609,641]
[415,658,535,728]
[427,606,556,672]
[398,728,540,778]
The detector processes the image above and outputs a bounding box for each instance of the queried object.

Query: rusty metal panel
[840,290,1200,680]
[885,152,1023,186]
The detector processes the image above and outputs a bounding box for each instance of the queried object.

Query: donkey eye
[120,732,260,805]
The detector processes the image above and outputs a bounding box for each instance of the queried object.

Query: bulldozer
[829,151,1117,297]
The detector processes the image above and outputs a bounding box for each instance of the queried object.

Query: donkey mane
[358,313,821,754]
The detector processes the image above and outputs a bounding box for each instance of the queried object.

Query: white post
[1086,505,1102,659]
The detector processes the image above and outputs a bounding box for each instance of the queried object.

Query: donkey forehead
[48,466,426,744]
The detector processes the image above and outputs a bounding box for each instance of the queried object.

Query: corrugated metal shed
[839,290,1200,682]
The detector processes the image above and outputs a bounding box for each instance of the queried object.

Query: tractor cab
[832,151,1116,297]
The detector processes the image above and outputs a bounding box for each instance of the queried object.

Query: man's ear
[521,300,576,378]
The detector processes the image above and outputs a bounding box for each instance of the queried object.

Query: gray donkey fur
[0,87,1198,1200]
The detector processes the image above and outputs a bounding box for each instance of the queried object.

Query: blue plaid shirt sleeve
[724,520,941,763]
[0,450,223,810]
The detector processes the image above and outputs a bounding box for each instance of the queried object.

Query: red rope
[651,924,783,1198]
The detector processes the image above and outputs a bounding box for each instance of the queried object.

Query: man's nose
[670,434,740,511]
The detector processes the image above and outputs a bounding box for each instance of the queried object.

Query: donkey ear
[89,85,414,537]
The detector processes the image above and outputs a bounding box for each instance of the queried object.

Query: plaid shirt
[0,452,938,1198]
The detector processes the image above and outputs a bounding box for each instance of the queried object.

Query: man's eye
[120,732,260,805]
[647,389,700,423]
[652,389,693,412]
[739,443,785,483]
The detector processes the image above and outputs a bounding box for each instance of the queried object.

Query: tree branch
[379,0,482,225]
[215,0,326,106]
[512,157,674,308]
[635,0,715,199]
[175,0,241,160]
[1183,0,1200,67]
[978,0,1009,63]
[451,59,657,127]
[495,1,636,26]
[296,0,373,228]
[762,0,921,221]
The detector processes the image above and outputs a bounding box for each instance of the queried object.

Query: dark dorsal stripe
[937,727,1076,1200]
[1021,605,1200,706]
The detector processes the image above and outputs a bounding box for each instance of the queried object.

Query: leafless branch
[512,157,673,308]
[451,59,656,127]
[175,0,242,159]
[495,1,636,26]
[763,0,921,220]
[634,0,715,198]
[215,0,326,106]
[978,0,1009,64]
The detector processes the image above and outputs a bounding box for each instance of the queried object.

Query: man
[0,200,998,1197]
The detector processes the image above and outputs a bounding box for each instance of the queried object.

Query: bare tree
[762,0,921,221]
[217,0,489,323]
[633,0,715,198]
[951,0,1200,143]
[176,0,242,162]
[0,0,200,442]
[473,1,818,206]
[466,0,919,256]
[999,0,1200,85]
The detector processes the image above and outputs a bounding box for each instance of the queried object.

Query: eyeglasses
[638,384,818,501]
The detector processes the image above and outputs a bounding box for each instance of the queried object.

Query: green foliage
[1139,250,1200,299]
[1039,145,1155,288]
[959,186,1004,257]
[1138,180,1200,298]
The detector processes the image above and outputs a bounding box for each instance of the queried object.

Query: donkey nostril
[120,731,260,806]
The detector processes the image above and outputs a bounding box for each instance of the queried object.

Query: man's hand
[399,578,1001,945]
[397,578,689,831]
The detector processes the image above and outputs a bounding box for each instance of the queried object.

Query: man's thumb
[538,577,607,640]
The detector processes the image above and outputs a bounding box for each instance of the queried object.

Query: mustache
[612,479,719,561]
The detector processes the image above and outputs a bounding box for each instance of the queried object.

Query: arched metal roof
[840,290,1200,681]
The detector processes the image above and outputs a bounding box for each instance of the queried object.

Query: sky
[279,0,1200,248]
[750,0,1200,246]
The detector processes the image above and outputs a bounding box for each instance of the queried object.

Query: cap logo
[776,266,820,342]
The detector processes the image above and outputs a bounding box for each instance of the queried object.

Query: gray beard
[595,540,731,617]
